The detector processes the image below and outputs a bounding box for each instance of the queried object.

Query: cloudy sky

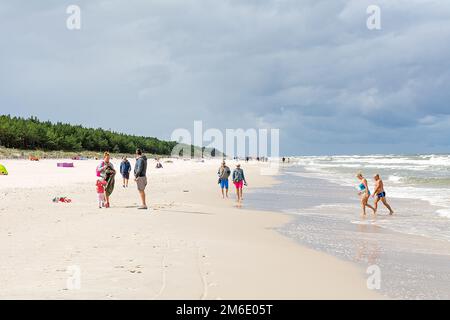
[1,0,449,155]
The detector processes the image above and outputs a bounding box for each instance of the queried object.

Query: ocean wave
[293,154,450,168]
[387,175,450,186]
[295,156,450,222]
[437,209,450,218]
[388,175,403,183]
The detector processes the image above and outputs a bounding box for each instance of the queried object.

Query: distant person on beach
[96,152,116,208]
[217,161,231,198]
[232,164,247,206]
[372,174,394,215]
[155,159,163,169]
[356,172,376,217]
[134,149,148,210]
[120,157,131,188]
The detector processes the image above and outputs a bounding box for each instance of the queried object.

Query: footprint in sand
[196,246,221,299]
[129,270,142,274]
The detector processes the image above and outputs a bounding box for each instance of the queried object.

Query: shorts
[122,172,130,179]
[98,193,106,202]
[377,192,386,198]
[234,180,244,189]
[220,179,229,189]
[136,176,147,191]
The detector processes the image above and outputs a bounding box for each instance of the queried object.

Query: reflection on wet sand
[354,224,381,265]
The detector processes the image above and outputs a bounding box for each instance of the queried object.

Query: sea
[246,155,450,299]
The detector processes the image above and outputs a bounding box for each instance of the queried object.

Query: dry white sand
[0,158,381,299]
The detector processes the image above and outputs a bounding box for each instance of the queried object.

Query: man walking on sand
[372,174,394,215]
[217,161,231,198]
[120,156,131,188]
[134,149,148,210]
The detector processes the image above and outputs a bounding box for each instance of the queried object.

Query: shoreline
[243,165,450,299]
[0,158,381,299]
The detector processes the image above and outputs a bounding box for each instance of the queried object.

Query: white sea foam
[388,175,403,183]
[288,154,450,242]
[437,209,450,218]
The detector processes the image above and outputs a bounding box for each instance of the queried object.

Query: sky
[1,0,450,156]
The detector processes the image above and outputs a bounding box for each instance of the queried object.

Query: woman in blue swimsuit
[356,173,376,217]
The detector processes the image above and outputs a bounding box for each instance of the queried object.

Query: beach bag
[96,161,104,177]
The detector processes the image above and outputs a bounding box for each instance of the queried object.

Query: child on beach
[96,178,107,208]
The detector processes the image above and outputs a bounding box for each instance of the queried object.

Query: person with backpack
[232,164,247,206]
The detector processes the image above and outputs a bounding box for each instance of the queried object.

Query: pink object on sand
[57,163,74,168]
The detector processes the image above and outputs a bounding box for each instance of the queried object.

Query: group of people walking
[95,153,248,210]
[357,172,394,216]
[95,153,393,216]
[217,161,247,206]
[95,149,149,210]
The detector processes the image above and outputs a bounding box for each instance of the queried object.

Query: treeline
[0,115,178,155]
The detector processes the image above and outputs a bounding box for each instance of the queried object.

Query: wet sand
[245,166,450,299]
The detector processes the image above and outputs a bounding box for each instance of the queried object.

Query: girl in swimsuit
[356,173,376,217]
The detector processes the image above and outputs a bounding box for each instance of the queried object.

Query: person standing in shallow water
[120,156,131,188]
[372,174,394,215]
[356,172,376,217]
[134,149,148,210]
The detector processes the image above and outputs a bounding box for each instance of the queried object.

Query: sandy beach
[0,158,380,299]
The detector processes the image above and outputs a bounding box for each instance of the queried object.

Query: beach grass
[0,146,154,160]
[0,146,221,161]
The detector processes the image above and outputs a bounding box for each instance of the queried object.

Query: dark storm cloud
[1,0,449,155]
